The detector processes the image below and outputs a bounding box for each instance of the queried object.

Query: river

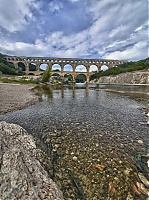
[0,84,149,199]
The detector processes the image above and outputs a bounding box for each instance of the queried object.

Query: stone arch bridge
[5,56,127,82]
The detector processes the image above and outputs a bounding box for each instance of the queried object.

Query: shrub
[42,66,51,82]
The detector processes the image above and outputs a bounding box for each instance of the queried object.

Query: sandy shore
[0,83,39,114]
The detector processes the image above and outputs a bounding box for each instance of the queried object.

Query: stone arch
[39,63,48,71]
[28,72,35,75]
[75,65,87,72]
[51,73,62,83]
[89,74,97,82]
[29,63,36,71]
[52,64,61,72]
[100,65,109,71]
[89,65,98,72]
[51,73,61,77]
[8,62,15,67]
[18,62,26,71]
[64,73,73,81]
[75,74,87,83]
[63,64,73,72]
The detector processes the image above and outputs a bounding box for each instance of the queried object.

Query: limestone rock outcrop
[0,121,64,200]
[93,71,149,84]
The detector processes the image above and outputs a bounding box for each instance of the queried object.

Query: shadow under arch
[8,62,15,67]
[64,73,73,81]
[51,73,61,77]
[28,73,35,75]
[89,74,97,82]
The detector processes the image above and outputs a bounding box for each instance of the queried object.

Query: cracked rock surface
[0,121,64,200]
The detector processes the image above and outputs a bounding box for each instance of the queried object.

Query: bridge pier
[61,64,65,72]
[72,75,75,82]
[86,74,90,83]
[13,62,18,69]
[36,63,40,71]
[25,63,29,75]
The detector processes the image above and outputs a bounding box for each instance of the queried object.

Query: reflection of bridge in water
[35,84,90,100]
[5,56,127,82]
[59,84,89,99]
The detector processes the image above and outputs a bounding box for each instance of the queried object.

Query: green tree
[42,65,51,82]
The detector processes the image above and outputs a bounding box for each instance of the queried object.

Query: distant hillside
[91,57,149,80]
[0,53,25,75]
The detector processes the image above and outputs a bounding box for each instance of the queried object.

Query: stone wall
[94,71,149,84]
[0,121,64,200]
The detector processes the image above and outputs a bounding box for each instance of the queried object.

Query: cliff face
[0,121,64,200]
[94,71,149,84]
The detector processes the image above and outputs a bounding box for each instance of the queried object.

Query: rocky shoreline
[0,83,39,115]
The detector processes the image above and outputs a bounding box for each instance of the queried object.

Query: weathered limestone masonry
[4,56,127,82]
[0,121,64,200]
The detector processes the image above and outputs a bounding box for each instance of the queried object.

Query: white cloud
[104,41,148,61]
[0,0,147,61]
[0,41,48,56]
[0,0,39,32]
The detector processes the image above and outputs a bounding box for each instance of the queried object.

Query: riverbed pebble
[72,156,78,161]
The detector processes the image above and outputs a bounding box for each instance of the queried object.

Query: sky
[0,0,148,62]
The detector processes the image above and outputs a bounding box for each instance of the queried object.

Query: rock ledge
[0,121,64,200]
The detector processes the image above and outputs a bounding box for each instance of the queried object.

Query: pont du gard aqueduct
[4,56,127,82]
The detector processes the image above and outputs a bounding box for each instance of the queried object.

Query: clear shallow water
[0,84,149,199]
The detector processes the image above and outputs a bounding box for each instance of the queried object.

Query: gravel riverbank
[0,83,38,114]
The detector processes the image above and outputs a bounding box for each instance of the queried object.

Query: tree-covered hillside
[0,53,25,75]
[91,57,149,80]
